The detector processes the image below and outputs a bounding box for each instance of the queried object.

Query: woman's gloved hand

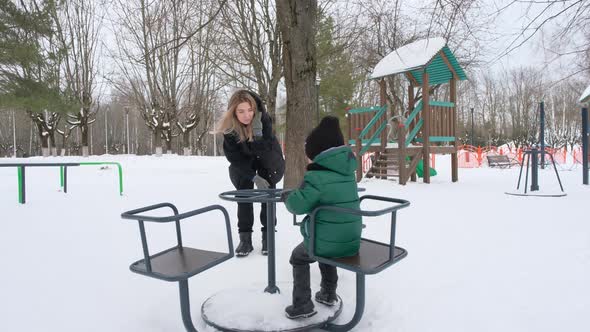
[252,111,263,139]
[252,174,270,189]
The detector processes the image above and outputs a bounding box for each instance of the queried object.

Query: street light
[12,110,17,157]
[316,75,321,125]
[125,106,130,154]
[105,106,110,154]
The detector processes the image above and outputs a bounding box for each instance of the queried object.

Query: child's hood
[311,145,357,175]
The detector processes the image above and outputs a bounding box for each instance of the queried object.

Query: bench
[121,203,234,332]
[487,155,517,168]
[308,195,410,331]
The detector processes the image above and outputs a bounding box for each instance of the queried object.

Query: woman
[218,89,285,257]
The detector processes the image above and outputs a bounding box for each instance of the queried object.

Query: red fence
[458,145,585,168]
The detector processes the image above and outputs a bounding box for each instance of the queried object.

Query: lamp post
[582,106,588,185]
[539,101,545,169]
[12,110,17,157]
[105,106,109,154]
[125,106,130,154]
[316,76,321,125]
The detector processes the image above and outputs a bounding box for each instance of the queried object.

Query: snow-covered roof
[370,37,447,79]
[580,84,590,104]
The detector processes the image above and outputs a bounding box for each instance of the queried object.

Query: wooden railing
[405,101,455,145]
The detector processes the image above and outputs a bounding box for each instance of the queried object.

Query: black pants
[229,169,276,234]
[290,242,338,305]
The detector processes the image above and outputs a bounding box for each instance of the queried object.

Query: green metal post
[17,166,23,203]
[60,166,64,188]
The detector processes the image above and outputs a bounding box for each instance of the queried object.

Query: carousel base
[505,189,567,197]
[201,284,343,332]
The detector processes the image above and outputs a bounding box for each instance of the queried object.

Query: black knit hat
[305,116,345,160]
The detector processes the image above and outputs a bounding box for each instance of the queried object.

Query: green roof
[370,37,467,85]
[409,46,467,85]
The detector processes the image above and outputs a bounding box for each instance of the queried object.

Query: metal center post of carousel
[219,188,283,294]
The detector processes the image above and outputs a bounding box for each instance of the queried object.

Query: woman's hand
[252,174,270,189]
[252,111,263,139]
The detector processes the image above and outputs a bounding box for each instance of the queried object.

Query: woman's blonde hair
[217,90,258,142]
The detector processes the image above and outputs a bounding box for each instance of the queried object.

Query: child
[282,116,361,319]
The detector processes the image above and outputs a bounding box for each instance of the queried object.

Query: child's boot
[285,301,316,319]
[285,265,317,319]
[315,288,338,306]
[316,264,338,306]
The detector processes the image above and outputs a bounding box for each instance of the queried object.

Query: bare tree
[29,111,60,155]
[494,0,590,79]
[50,0,103,156]
[110,0,223,155]
[176,3,224,155]
[217,0,283,120]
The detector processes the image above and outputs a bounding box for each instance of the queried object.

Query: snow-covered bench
[487,155,517,168]
[121,203,234,332]
[308,195,410,331]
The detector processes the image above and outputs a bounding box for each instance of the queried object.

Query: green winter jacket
[285,146,361,258]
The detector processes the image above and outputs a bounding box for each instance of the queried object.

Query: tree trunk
[267,86,278,129]
[183,132,191,155]
[81,122,89,157]
[276,0,317,188]
[151,129,160,156]
[165,138,173,154]
[49,133,57,156]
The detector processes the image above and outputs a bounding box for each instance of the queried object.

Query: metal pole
[178,280,198,332]
[540,101,545,169]
[264,201,279,294]
[531,148,539,191]
[582,107,588,185]
[12,110,17,157]
[105,107,109,154]
[316,81,320,125]
[125,107,130,154]
[213,132,217,157]
[470,108,474,146]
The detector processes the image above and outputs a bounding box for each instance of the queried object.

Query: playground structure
[123,190,410,332]
[346,37,467,184]
[0,161,123,203]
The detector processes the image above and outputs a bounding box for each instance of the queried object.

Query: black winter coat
[223,92,285,186]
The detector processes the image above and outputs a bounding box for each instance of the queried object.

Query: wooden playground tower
[347,37,467,184]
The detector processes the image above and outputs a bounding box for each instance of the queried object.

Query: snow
[370,37,447,79]
[202,285,341,330]
[1,154,589,332]
[580,84,590,104]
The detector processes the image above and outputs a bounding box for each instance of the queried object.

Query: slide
[415,159,437,178]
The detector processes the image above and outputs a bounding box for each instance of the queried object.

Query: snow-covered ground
[1,154,589,332]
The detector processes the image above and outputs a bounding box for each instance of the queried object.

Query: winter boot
[235,232,253,257]
[285,265,317,319]
[285,301,316,319]
[316,263,338,306]
[261,232,268,255]
[315,288,338,306]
